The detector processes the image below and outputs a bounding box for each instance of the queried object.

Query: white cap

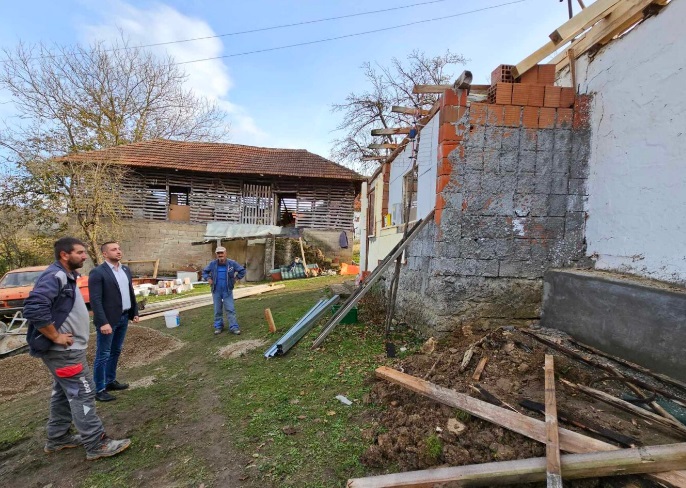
[215,246,226,253]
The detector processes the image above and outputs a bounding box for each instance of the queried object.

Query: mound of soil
[218,339,267,359]
[362,325,682,484]
[0,325,183,403]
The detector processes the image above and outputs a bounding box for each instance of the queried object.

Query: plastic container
[164,310,180,328]
[332,305,358,324]
[269,268,282,281]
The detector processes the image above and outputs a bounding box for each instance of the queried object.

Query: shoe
[106,380,129,391]
[86,434,131,461]
[95,390,116,402]
[214,327,224,335]
[44,434,83,453]
[229,327,241,335]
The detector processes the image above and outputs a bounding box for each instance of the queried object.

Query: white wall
[386,113,439,224]
[572,1,686,284]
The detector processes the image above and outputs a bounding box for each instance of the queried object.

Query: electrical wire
[175,0,527,65]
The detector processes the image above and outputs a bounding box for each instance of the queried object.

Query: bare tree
[331,50,466,174]
[0,37,229,262]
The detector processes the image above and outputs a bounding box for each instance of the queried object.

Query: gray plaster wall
[541,269,686,382]
[394,104,592,336]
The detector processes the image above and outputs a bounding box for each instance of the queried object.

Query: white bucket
[164,310,180,328]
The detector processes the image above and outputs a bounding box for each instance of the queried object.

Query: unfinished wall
[560,2,686,284]
[118,219,212,276]
[396,83,591,336]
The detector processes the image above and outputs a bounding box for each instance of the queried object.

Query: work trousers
[212,288,238,330]
[41,348,105,451]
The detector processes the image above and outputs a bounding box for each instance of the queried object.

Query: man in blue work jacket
[202,246,246,335]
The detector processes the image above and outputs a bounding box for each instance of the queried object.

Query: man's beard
[67,258,85,271]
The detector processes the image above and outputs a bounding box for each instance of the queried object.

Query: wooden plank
[361,156,386,161]
[560,379,686,438]
[391,106,430,116]
[549,0,621,44]
[544,355,563,488]
[412,84,451,94]
[512,0,622,78]
[371,128,412,136]
[346,443,686,488]
[553,0,657,70]
[472,356,489,381]
[368,143,398,150]
[375,366,686,487]
[265,308,276,333]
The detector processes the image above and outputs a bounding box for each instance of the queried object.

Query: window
[402,170,418,223]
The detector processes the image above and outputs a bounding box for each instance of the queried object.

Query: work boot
[44,434,83,453]
[86,434,132,461]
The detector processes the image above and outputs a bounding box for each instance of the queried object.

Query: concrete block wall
[396,69,592,336]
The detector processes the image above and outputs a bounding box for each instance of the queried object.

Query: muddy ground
[0,325,184,403]
[360,324,685,487]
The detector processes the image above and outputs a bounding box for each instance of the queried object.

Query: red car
[0,265,90,311]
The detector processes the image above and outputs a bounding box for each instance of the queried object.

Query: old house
[361,0,685,379]
[64,139,363,280]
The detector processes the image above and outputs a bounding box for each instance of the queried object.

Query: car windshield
[0,271,43,288]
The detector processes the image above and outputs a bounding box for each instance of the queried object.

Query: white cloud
[79,0,267,144]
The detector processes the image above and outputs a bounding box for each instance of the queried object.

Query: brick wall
[394,64,592,336]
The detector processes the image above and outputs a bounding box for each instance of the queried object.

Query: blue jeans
[213,288,238,330]
[93,312,129,392]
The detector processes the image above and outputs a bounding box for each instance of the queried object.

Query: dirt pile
[362,325,684,482]
[0,325,183,403]
[218,339,266,359]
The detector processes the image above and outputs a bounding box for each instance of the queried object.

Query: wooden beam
[374,366,686,487]
[453,70,473,89]
[346,443,686,488]
[512,0,622,78]
[265,308,276,333]
[361,156,385,161]
[560,379,686,438]
[549,0,621,44]
[367,143,398,150]
[371,128,411,136]
[544,355,563,488]
[391,106,430,116]
[412,84,451,94]
[553,0,656,71]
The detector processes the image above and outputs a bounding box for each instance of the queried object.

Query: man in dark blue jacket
[202,246,246,335]
[23,237,131,460]
[88,241,139,402]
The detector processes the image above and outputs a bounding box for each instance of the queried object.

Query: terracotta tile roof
[59,139,363,181]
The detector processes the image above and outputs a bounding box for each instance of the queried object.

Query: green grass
[0,274,406,488]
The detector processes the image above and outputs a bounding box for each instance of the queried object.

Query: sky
[0,0,586,164]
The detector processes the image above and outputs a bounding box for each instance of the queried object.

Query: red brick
[522,106,539,128]
[436,174,451,193]
[439,106,466,124]
[544,86,562,108]
[469,103,487,125]
[537,64,556,85]
[557,108,573,128]
[435,191,446,210]
[560,87,576,108]
[519,68,538,84]
[442,88,468,108]
[438,143,458,161]
[434,207,443,226]
[494,82,513,105]
[573,94,592,129]
[486,104,505,126]
[491,64,515,84]
[511,84,529,106]
[528,85,545,107]
[503,105,522,127]
[538,107,556,128]
[439,123,462,143]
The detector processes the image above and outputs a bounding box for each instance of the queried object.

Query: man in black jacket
[88,241,139,402]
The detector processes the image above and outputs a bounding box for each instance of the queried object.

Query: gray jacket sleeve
[23,273,60,328]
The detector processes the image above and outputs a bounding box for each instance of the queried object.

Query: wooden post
[298,237,308,276]
[544,355,563,488]
[265,308,276,333]
[153,259,159,279]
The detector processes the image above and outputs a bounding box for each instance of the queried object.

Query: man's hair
[54,237,86,261]
[100,241,118,253]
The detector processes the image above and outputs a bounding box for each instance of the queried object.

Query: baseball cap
[215,246,226,253]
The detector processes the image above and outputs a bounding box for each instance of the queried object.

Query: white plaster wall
[574,1,686,284]
[387,113,439,224]
[367,230,404,271]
